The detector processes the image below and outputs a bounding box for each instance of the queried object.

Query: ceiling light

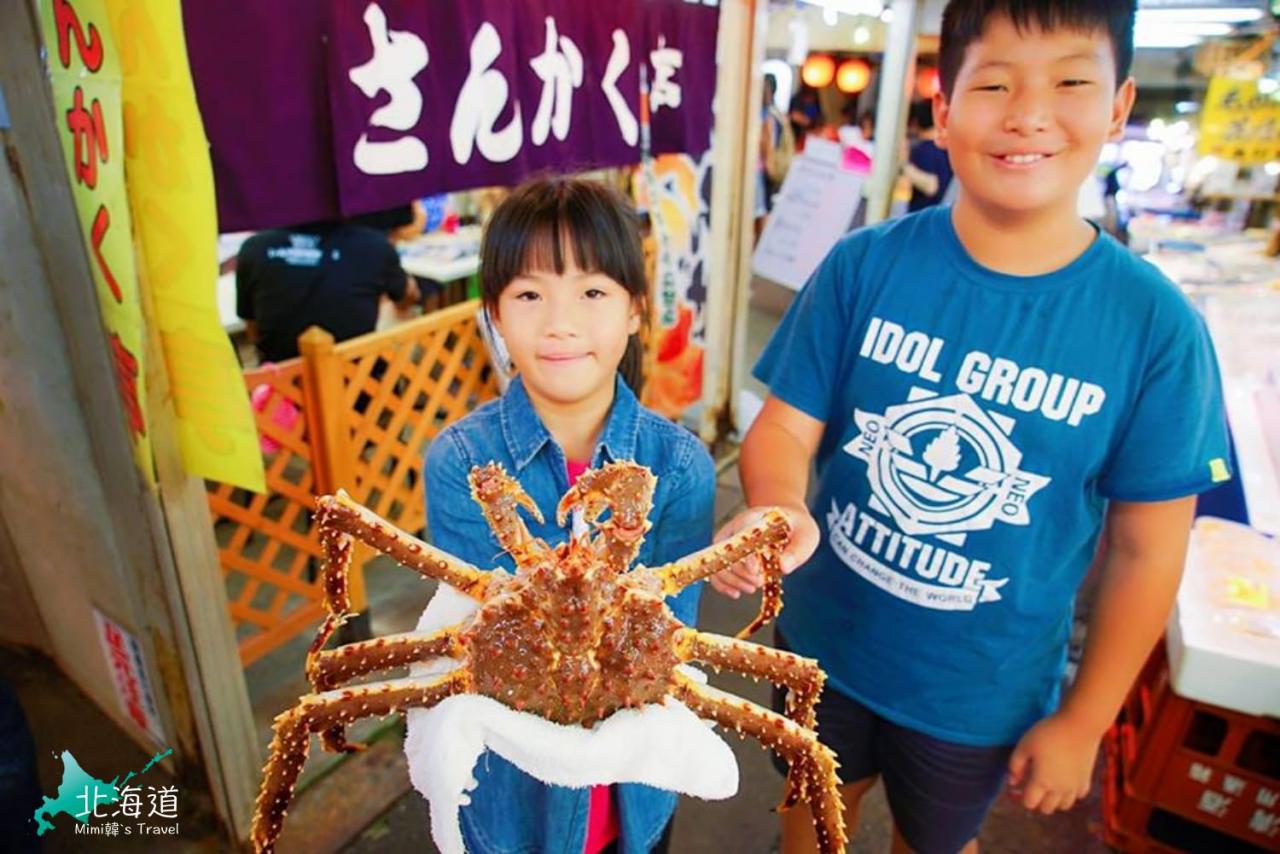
[1135,8,1265,25]
[797,0,884,16]
[1134,33,1205,49]
[802,54,837,88]
[1134,20,1234,49]
[836,59,872,93]
[1137,21,1233,38]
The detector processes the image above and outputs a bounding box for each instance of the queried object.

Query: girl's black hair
[939,0,1136,99]
[480,176,649,393]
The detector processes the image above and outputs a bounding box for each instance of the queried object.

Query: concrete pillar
[865,0,923,224]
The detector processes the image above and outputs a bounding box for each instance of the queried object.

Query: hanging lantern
[917,66,941,99]
[836,58,871,93]
[802,54,836,88]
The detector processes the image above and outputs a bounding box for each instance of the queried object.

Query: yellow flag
[105,0,265,492]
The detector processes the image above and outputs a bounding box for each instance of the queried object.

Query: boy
[713,3,1231,852]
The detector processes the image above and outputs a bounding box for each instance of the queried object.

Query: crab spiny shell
[465,562,682,724]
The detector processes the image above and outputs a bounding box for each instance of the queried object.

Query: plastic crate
[1104,731,1276,853]
[1103,732,1192,853]
[1106,644,1280,851]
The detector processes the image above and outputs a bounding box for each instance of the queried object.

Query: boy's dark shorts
[770,630,1014,854]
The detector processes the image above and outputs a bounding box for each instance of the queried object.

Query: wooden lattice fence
[206,301,497,665]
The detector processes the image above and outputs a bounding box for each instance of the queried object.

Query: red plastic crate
[1106,643,1280,851]
[1106,724,1280,853]
[1102,732,1189,853]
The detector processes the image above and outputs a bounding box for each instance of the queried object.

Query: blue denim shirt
[423,374,715,854]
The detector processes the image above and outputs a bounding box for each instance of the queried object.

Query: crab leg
[319,491,491,599]
[670,673,847,854]
[308,627,466,692]
[306,626,466,752]
[311,494,481,751]
[556,461,657,574]
[673,629,824,729]
[251,669,471,854]
[674,629,827,811]
[306,504,365,752]
[647,509,790,638]
[469,462,551,571]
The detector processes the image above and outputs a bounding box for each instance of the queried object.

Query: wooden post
[298,326,368,615]
[700,0,766,446]
[726,0,771,444]
[137,261,261,843]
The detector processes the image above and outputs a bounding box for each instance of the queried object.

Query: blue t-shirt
[754,206,1231,747]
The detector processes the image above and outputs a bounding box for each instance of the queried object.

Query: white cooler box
[1166,516,1280,717]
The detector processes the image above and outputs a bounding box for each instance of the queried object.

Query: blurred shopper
[902,100,954,211]
[789,85,822,150]
[237,218,419,363]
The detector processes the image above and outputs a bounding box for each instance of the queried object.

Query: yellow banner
[41,0,154,483]
[106,0,265,492]
[1200,77,1280,165]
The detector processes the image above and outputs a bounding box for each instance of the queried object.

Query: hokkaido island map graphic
[32,747,172,836]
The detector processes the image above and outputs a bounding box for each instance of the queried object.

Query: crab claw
[469,462,550,571]
[556,461,656,530]
[470,462,544,524]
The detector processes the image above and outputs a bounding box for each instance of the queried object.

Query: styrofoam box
[1166,516,1280,717]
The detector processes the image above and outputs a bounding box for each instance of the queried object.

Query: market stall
[1088,20,1280,851]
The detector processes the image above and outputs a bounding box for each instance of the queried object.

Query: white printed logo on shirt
[842,387,1051,546]
[829,386,1052,612]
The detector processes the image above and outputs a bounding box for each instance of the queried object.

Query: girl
[423,177,716,854]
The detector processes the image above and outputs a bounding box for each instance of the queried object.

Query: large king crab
[251,461,846,853]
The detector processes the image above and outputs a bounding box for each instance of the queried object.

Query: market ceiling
[778,1,1272,50]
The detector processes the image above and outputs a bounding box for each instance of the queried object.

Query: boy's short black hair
[939,0,1136,99]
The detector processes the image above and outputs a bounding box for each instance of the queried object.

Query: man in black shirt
[236,220,420,363]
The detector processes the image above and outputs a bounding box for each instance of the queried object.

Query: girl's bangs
[515,208,605,279]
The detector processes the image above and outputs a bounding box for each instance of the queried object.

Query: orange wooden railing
[206,300,498,665]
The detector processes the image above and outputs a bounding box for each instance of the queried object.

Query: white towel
[404,583,739,854]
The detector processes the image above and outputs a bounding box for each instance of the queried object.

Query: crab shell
[463,544,682,723]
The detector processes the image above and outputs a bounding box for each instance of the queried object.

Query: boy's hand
[708,505,820,599]
[1007,711,1102,814]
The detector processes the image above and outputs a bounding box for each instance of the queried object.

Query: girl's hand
[1006,711,1102,814]
[708,505,820,599]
